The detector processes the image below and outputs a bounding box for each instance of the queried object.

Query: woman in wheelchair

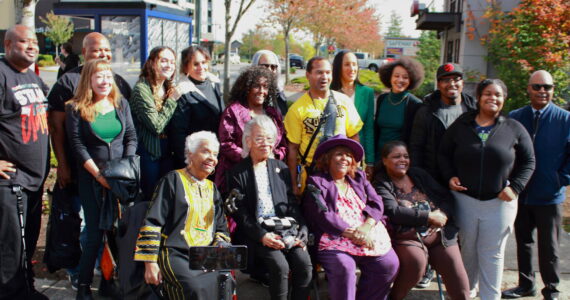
[228,115,313,300]
[134,131,231,299]
[303,134,399,300]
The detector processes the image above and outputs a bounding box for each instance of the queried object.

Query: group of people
[0,23,568,300]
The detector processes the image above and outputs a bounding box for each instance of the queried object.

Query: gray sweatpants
[452,191,518,300]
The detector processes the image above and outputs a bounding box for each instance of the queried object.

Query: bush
[37,54,56,67]
[359,69,385,94]
[291,77,309,90]
[290,67,297,74]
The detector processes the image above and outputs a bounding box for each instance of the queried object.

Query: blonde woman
[66,58,137,299]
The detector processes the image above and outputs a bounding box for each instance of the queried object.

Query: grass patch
[290,70,385,93]
[564,224,570,233]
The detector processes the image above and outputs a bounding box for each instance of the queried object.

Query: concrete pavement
[34,232,570,299]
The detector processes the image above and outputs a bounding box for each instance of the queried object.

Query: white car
[229,53,240,64]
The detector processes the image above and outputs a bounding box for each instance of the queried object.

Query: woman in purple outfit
[303,134,399,300]
[216,66,287,194]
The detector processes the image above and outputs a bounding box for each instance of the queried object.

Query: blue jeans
[138,140,172,201]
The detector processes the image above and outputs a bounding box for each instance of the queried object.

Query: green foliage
[385,11,405,38]
[414,30,440,99]
[483,0,570,112]
[40,11,74,55]
[50,149,58,168]
[291,76,309,90]
[290,67,297,73]
[359,69,385,94]
[37,54,55,67]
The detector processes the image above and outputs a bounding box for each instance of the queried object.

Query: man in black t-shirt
[0,25,50,300]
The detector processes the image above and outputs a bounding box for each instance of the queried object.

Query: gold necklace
[388,92,408,106]
[335,179,349,197]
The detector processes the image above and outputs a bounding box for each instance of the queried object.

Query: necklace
[341,86,355,97]
[388,92,408,106]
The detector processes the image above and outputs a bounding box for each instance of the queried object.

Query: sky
[231,0,445,40]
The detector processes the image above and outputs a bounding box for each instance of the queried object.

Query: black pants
[514,203,562,298]
[254,243,312,300]
[158,247,220,300]
[0,185,42,298]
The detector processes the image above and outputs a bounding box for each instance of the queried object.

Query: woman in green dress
[374,57,424,165]
[331,50,375,178]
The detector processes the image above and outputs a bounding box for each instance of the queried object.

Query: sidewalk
[35,232,570,299]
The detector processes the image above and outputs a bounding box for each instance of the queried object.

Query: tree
[266,0,307,84]
[41,11,74,57]
[385,10,404,38]
[14,0,37,28]
[223,0,257,101]
[414,30,440,98]
[483,0,570,111]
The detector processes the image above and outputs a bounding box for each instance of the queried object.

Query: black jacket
[373,167,458,247]
[65,98,138,167]
[438,111,535,200]
[167,79,224,169]
[228,157,307,243]
[409,91,477,183]
[374,92,423,157]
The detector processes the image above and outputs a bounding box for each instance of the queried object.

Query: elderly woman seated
[134,131,231,299]
[373,141,470,300]
[228,115,312,300]
[303,135,399,300]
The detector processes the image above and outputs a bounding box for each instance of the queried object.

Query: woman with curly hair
[331,50,376,177]
[216,66,287,193]
[129,46,185,199]
[374,57,424,164]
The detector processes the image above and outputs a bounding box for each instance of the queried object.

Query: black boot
[98,278,121,299]
[76,284,93,300]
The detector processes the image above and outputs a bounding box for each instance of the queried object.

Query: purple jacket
[215,101,287,192]
[303,170,386,245]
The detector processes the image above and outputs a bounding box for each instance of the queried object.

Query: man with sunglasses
[502,70,569,300]
[251,50,289,115]
[409,63,477,184]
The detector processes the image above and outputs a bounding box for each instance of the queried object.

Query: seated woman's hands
[261,232,286,250]
[427,209,448,228]
[144,262,162,285]
[342,218,376,249]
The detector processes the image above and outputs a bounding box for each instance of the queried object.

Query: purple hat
[313,134,364,162]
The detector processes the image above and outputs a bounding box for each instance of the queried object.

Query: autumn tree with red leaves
[483,0,570,111]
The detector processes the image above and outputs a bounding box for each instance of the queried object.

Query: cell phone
[188,246,247,271]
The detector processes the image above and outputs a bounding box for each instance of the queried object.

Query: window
[446,41,454,63]
[454,39,460,63]
[207,25,212,33]
[450,0,462,13]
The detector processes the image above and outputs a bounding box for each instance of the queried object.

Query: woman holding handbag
[66,58,137,299]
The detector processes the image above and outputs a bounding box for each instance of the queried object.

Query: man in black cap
[407,63,477,288]
[409,63,477,184]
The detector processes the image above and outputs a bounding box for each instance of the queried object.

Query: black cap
[436,63,463,80]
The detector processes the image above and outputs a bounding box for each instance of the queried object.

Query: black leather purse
[100,155,141,204]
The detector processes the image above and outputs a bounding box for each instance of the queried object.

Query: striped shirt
[129,79,178,160]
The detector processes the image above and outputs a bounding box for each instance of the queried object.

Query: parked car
[229,52,241,64]
[288,54,305,69]
[354,52,388,72]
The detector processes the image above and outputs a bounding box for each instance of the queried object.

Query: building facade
[414,0,519,81]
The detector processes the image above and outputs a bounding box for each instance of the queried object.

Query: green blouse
[376,91,408,153]
[354,83,376,165]
[91,110,122,143]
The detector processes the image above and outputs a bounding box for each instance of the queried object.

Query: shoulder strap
[298,92,335,165]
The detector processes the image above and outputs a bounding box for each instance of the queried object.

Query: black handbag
[100,155,141,204]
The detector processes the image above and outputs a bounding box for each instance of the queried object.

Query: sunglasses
[439,77,463,84]
[259,64,278,71]
[529,84,554,91]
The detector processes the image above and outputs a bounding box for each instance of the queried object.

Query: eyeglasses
[259,64,278,71]
[253,136,275,145]
[529,84,554,91]
[439,77,463,84]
